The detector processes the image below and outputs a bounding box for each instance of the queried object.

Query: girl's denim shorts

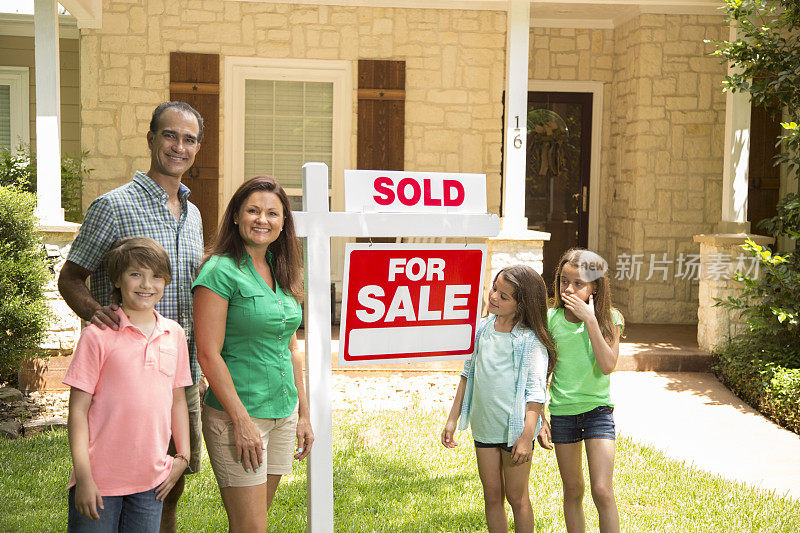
[550,405,616,444]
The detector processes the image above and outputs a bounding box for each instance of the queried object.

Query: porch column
[501,0,530,234]
[718,25,750,234]
[34,0,64,224]
[487,0,550,288]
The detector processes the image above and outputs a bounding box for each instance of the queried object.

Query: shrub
[0,145,89,223]
[0,185,52,383]
[714,337,800,435]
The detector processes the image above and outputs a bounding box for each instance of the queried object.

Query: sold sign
[344,170,487,213]
[339,243,487,365]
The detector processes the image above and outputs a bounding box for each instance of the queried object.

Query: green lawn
[2,409,799,532]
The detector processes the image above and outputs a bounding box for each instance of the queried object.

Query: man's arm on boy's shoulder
[58,261,119,330]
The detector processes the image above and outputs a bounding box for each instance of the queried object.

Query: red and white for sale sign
[339,243,487,365]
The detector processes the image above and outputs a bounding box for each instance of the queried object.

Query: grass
[2,409,799,532]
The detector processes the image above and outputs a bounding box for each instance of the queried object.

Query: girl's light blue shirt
[458,315,549,447]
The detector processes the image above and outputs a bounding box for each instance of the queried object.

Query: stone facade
[76,2,734,325]
[694,234,773,352]
[79,1,507,213]
[37,229,82,356]
[485,232,548,295]
[605,14,728,323]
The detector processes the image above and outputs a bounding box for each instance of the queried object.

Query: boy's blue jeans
[67,486,163,532]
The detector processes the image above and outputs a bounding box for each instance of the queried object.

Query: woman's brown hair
[204,175,304,302]
[494,265,557,375]
[552,248,623,342]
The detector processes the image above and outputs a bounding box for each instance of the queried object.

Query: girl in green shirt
[547,248,624,533]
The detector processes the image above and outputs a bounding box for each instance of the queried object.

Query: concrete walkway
[612,371,800,500]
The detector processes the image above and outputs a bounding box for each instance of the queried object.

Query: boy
[65,237,191,532]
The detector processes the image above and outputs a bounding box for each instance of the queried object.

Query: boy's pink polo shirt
[63,307,192,496]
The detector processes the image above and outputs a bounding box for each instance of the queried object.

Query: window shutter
[169,52,220,243]
[357,60,405,171]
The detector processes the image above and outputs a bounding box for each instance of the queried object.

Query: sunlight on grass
[2,409,798,532]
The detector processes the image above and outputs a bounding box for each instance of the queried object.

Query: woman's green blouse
[192,252,302,419]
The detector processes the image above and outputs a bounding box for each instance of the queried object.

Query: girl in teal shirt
[548,248,624,533]
[442,266,556,533]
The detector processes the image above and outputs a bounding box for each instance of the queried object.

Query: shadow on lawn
[658,372,757,413]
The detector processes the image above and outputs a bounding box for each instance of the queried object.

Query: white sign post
[295,163,500,532]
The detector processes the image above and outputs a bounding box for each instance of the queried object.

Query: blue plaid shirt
[459,315,549,447]
[67,171,204,384]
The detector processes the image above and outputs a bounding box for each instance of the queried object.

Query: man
[59,101,205,532]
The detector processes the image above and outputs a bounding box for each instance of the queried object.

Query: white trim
[223,57,352,213]
[0,66,30,151]
[527,80,604,251]
[0,13,79,38]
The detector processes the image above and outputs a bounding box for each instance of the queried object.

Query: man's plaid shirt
[67,171,204,383]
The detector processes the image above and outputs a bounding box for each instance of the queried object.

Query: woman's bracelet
[173,453,189,465]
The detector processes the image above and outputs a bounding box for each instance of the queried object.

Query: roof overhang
[59,0,101,29]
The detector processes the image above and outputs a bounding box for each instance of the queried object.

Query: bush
[714,337,800,435]
[0,145,89,223]
[0,185,52,383]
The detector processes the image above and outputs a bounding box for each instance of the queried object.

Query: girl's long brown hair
[203,175,304,302]
[552,248,623,342]
[494,265,557,375]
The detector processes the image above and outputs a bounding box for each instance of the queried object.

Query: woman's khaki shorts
[202,404,298,488]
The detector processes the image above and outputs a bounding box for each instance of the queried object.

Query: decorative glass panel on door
[526,92,592,291]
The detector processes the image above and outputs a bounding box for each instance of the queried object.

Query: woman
[193,176,313,532]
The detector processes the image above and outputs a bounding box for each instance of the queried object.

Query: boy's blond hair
[107,237,172,304]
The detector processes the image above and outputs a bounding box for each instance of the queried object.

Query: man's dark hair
[149,101,204,142]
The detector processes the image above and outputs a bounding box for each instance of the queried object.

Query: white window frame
[0,66,30,151]
[528,80,604,251]
[223,57,352,212]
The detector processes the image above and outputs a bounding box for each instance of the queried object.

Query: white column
[501,0,531,234]
[302,163,334,533]
[34,0,63,224]
[719,24,750,234]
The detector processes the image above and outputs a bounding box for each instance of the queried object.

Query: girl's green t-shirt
[547,307,623,416]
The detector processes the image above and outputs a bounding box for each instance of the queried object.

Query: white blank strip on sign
[348,324,473,357]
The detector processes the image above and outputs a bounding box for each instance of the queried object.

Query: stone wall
[605,14,728,323]
[80,1,507,213]
[0,35,81,156]
[694,234,773,351]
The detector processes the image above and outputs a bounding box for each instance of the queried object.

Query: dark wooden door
[748,102,782,236]
[170,52,220,244]
[526,92,592,291]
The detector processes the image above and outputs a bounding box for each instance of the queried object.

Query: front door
[526,92,592,292]
[748,101,782,236]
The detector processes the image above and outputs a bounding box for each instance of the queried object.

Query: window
[0,67,29,151]
[224,58,351,206]
[244,79,333,191]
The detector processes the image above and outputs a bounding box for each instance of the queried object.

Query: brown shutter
[170,52,220,243]
[357,60,405,171]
